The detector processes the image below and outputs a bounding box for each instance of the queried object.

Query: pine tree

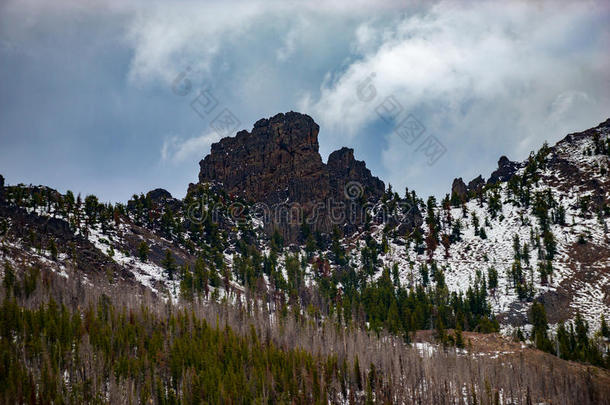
[138,241,149,262]
[435,316,448,345]
[305,233,317,258]
[84,194,99,224]
[425,223,438,263]
[455,324,465,348]
[391,263,400,287]
[601,314,610,339]
[354,356,362,391]
[48,238,58,260]
[529,302,553,353]
[487,267,498,291]
[386,299,400,334]
[543,230,556,260]
[451,219,462,242]
[512,234,521,259]
[441,234,451,258]
[180,264,194,301]
[162,250,176,281]
[3,262,16,296]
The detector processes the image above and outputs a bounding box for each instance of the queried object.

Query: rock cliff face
[199,112,329,208]
[452,158,519,201]
[467,175,485,192]
[451,178,468,200]
[146,188,173,202]
[327,147,385,202]
[198,112,387,240]
[487,156,521,185]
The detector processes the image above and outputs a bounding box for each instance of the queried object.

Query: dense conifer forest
[1,259,609,404]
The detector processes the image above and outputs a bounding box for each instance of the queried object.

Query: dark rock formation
[198,112,390,241]
[0,174,4,202]
[451,178,467,200]
[487,156,521,185]
[327,147,385,202]
[146,188,182,212]
[467,175,485,193]
[146,188,173,202]
[451,174,486,201]
[199,112,328,207]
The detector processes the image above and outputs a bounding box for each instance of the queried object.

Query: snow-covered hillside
[1,119,608,341]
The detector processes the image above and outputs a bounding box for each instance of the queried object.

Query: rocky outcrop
[452,174,486,201]
[146,188,182,212]
[198,112,390,241]
[487,156,521,185]
[146,188,173,202]
[327,147,385,202]
[199,112,328,207]
[451,178,468,200]
[468,175,485,193]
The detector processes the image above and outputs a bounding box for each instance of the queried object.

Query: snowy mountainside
[366,119,610,331]
[0,118,609,339]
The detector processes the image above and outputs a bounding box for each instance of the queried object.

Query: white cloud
[161,132,221,164]
[301,1,610,139]
[294,0,610,197]
[125,2,269,86]
[121,0,427,86]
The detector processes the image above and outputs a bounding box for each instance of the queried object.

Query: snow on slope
[358,124,610,331]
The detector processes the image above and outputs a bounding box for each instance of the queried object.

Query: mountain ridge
[0,114,608,372]
[197,111,391,241]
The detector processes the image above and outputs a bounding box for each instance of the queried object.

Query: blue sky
[1,0,609,203]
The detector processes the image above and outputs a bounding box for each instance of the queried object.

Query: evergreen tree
[3,262,16,296]
[529,302,553,353]
[601,314,610,339]
[354,356,362,391]
[48,238,58,260]
[386,299,401,334]
[487,267,498,291]
[162,250,176,281]
[138,241,149,262]
[455,324,465,348]
[84,194,99,224]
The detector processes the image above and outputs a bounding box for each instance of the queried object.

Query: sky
[1,0,609,203]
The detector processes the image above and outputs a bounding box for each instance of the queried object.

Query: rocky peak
[327,147,385,202]
[451,177,467,200]
[451,174,486,201]
[468,175,485,193]
[487,155,521,185]
[199,112,326,209]
[197,112,387,241]
[327,147,355,170]
[146,188,173,202]
[146,188,182,211]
